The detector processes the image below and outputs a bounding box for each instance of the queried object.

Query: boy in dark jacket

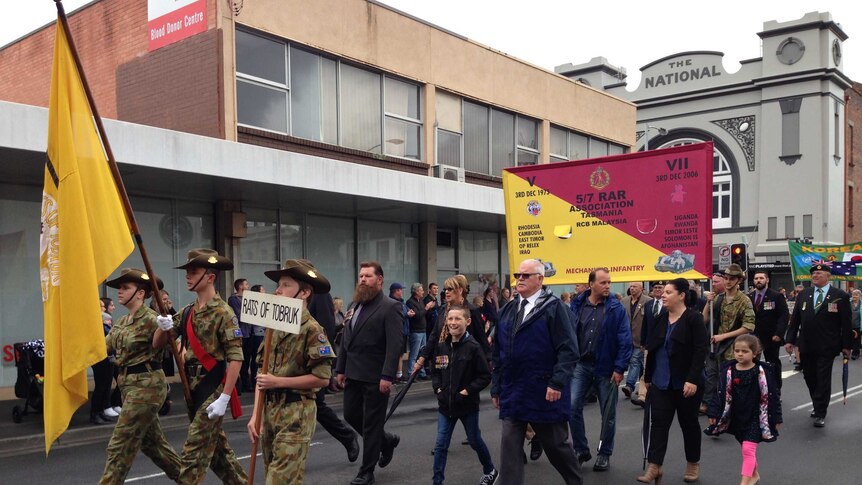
[431,305,498,485]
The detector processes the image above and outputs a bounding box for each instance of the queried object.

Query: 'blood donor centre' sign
[239,291,304,335]
[148,0,207,52]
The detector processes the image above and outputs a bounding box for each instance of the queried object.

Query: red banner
[148,0,206,52]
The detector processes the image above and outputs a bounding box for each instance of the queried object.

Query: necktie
[755,293,762,308]
[814,289,824,310]
[351,305,362,329]
[514,299,529,331]
[654,299,661,316]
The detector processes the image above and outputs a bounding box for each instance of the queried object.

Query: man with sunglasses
[491,259,581,485]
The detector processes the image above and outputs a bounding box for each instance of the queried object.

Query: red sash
[186,310,242,419]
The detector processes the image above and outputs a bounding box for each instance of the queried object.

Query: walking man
[569,268,632,471]
[336,261,403,485]
[622,282,649,401]
[153,249,246,485]
[785,264,852,427]
[750,271,789,388]
[492,258,581,485]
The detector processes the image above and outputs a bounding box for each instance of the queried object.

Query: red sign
[148,0,207,52]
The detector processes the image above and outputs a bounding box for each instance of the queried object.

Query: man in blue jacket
[491,259,581,485]
[569,268,632,472]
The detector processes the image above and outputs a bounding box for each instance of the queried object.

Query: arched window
[658,138,733,229]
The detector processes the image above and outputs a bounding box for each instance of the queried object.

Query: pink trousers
[741,441,758,477]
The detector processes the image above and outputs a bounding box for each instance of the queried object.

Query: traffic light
[730,243,747,271]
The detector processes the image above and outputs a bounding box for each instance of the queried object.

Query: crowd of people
[90,251,855,485]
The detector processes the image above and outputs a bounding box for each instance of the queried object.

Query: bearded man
[336,261,404,485]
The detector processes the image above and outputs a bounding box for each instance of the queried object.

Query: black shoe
[586,393,598,404]
[814,417,826,428]
[593,454,610,471]
[462,439,470,445]
[621,386,632,398]
[350,471,375,485]
[529,438,543,460]
[346,434,360,463]
[379,434,399,468]
[577,451,592,464]
[89,414,108,425]
[794,363,803,371]
[810,410,817,418]
[631,397,645,407]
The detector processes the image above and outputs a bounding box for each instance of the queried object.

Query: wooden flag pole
[53,0,193,410]
[247,328,274,484]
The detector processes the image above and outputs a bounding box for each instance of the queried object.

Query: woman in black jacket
[430,305,497,485]
[638,278,709,484]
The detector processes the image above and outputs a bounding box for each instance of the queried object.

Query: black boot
[90,413,108,425]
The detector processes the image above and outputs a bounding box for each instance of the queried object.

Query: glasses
[513,272,539,280]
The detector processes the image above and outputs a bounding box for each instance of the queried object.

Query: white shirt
[519,289,542,320]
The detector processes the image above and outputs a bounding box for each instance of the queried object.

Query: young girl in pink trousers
[706,334,782,485]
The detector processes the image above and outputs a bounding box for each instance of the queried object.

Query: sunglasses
[513,272,539,280]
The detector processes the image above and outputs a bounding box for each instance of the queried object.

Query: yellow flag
[40,18,133,454]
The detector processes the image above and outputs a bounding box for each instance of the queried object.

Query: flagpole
[53,0,193,410]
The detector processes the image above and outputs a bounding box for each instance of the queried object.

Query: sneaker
[112,406,122,414]
[621,386,632,398]
[103,407,119,417]
[478,469,498,485]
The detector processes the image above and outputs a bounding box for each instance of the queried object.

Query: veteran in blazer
[749,270,790,388]
[336,261,404,485]
[785,264,853,427]
[622,282,650,402]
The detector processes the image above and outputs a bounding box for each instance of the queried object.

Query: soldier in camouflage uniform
[246,259,336,484]
[154,249,247,485]
[100,268,181,484]
[705,264,755,362]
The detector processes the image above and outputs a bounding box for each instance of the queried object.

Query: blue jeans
[408,332,427,377]
[433,410,495,485]
[625,347,644,390]
[569,361,618,456]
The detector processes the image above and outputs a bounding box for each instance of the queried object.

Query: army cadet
[153,249,247,485]
[100,268,181,484]
[247,259,336,484]
[704,263,755,363]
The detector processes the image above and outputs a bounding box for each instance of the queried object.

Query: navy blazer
[786,285,852,355]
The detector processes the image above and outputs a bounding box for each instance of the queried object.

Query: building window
[463,100,489,173]
[235,28,422,160]
[659,138,733,229]
[785,215,795,239]
[803,214,813,238]
[849,185,855,228]
[436,91,462,167]
[767,217,777,240]
[549,124,624,162]
[779,97,802,165]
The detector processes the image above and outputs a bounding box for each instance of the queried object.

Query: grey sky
[3,0,859,89]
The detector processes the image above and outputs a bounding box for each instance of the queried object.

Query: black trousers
[800,352,835,418]
[762,342,782,389]
[90,357,113,415]
[499,419,582,485]
[239,337,255,389]
[317,387,356,447]
[646,386,703,466]
[343,379,396,474]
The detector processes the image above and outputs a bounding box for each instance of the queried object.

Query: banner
[148,0,207,51]
[788,240,862,281]
[502,143,713,284]
[42,18,134,453]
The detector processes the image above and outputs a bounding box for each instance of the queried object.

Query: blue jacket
[570,290,632,377]
[491,290,579,423]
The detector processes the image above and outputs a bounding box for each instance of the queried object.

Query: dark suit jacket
[336,291,404,383]
[749,288,789,347]
[641,298,666,346]
[644,308,709,386]
[623,294,650,347]
[786,285,852,355]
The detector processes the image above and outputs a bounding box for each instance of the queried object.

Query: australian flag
[830,261,857,276]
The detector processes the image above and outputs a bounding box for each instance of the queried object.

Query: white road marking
[791,383,862,411]
[125,452,262,482]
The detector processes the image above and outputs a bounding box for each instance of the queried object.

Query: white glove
[156,315,174,332]
[206,393,231,419]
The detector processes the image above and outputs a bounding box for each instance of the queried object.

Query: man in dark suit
[621,282,649,401]
[336,261,403,485]
[785,264,853,428]
[749,271,790,389]
[633,281,666,406]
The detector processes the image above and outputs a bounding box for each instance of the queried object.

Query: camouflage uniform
[172,295,247,485]
[100,305,181,485]
[256,309,335,484]
[717,292,756,361]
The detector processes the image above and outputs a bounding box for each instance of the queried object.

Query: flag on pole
[40,17,133,454]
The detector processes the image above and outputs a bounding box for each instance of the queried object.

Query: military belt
[184,363,209,378]
[121,361,162,375]
[265,389,304,404]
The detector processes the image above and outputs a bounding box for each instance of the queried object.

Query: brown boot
[683,462,700,482]
[637,463,663,484]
